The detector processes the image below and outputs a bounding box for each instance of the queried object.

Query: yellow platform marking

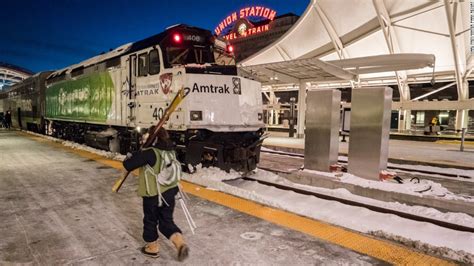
[20,131,453,265]
[436,139,474,146]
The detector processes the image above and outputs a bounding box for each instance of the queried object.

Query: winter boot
[141,240,159,258]
[170,233,189,261]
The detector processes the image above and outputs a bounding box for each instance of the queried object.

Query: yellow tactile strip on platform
[180,182,451,265]
[21,131,453,265]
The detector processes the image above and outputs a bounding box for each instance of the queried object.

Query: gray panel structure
[304,89,341,171]
[348,87,392,180]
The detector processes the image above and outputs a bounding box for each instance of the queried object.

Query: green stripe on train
[46,72,115,122]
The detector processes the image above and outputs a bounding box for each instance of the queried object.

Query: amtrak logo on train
[136,85,160,96]
[160,73,173,94]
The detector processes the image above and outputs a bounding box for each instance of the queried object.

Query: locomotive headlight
[136,126,141,132]
[190,111,202,121]
[257,113,263,121]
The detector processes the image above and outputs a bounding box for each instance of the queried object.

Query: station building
[222,1,474,136]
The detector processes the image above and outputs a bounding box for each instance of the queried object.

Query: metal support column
[444,0,469,131]
[348,87,392,180]
[304,89,341,171]
[296,82,308,138]
[456,109,469,132]
[398,109,411,133]
[289,97,296,137]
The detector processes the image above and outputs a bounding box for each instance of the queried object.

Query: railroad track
[260,149,473,179]
[233,173,474,233]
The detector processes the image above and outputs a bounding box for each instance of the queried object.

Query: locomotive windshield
[166,45,214,66]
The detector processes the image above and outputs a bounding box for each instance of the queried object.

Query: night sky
[1,0,308,73]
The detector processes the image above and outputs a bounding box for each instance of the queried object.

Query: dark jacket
[5,112,12,123]
[123,140,176,172]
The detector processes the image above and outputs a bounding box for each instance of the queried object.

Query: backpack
[156,149,182,186]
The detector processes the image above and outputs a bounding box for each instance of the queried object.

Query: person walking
[123,127,189,261]
[5,110,12,129]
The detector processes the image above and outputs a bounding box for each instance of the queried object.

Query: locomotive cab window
[138,53,148,76]
[149,49,160,75]
[166,46,214,67]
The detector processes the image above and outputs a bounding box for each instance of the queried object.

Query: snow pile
[302,168,474,202]
[183,166,474,262]
[24,131,125,161]
[183,165,280,209]
[370,231,473,264]
[62,141,125,161]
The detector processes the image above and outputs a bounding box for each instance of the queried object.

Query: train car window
[149,49,160,75]
[138,53,148,76]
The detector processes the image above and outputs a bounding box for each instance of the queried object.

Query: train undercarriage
[44,119,264,173]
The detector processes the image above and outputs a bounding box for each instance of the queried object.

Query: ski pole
[179,198,196,234]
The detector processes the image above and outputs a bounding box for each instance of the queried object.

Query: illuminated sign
[214,6,277,36]
[223,24,270,40]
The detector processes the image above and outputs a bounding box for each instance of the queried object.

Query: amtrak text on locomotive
[192,83,230,94]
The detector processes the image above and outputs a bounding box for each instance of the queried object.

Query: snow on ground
[183,166,474,262]
[25,131,126,161]
[262,147,473,201]
[301,168,473,202]
[253,169,474,227]
[24,131,474,261]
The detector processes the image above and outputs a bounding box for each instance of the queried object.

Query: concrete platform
[263,133,474,169]
[0,130,394,265]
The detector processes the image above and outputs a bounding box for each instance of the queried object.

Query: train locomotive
[2,24,265,173]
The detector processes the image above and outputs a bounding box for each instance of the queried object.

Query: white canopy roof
[240,53,435,85]
[240,0,473,96]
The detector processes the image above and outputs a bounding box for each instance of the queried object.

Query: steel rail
[260,150,472,179]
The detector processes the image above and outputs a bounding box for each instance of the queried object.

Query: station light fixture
[227,45,234,53]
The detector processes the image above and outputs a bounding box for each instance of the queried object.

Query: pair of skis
[112,87,188,193]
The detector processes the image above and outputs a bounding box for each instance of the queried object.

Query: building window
[416,112,425,124]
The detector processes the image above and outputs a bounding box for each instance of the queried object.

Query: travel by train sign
[214,6,277,40]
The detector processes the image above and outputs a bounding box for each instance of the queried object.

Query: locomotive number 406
[153,107,164,120]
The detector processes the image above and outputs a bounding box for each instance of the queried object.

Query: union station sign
[214,6,277,40]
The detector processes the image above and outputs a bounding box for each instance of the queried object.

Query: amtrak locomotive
[2,25,265,172]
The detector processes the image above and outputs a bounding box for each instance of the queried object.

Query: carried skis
[112,87,188,193]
